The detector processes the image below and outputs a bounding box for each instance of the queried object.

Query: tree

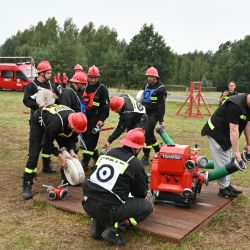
[123,24,175,88]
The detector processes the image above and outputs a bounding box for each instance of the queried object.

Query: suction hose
[155,125,175,145]
[203,159,246,184]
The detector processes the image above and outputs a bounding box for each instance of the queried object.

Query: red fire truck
[0,57,36,91]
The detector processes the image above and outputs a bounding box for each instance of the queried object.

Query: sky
[1,0,250,54]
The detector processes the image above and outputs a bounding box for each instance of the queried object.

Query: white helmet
[136,90,144,103]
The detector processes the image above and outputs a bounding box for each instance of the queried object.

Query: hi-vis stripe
[208,118,214,130]
[240,115,247,120]
[41,154,51,158]
[25,167,37,174]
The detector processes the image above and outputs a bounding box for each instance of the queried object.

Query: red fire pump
[150,126,247,207]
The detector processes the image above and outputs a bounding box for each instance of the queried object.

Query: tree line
[0,17,249,92]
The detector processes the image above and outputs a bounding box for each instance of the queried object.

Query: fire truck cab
[0,57,36,91]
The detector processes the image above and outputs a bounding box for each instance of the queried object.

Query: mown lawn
[0,90,249,250]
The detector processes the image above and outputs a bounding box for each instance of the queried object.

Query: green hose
[155,125,175,145]
[207,167,229,182]
[205,160,214,169]
[206,159,245,183]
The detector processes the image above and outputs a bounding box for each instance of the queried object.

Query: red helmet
[70,72,87,84]
[145,66,159,78]
[110,96,125,112]
[120,128,145,149]
[68,112,87,133]
[37,61,52,73]
[88,65,100,77]
[74,64,83,72]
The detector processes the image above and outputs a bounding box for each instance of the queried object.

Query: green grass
[0,90,249,250]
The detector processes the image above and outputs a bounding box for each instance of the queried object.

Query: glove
[241,150,250,163]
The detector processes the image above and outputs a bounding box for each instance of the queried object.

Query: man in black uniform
[201,93,250,198]
[82,65,110,170]
[60,71,87,113]
[83,128,153,246]
[141,66,167,165]
[22,104,87,200]
[23,60,60,173]
[103,94,148,149]
[219,81,238,105]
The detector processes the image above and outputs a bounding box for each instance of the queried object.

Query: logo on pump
[161,154,182,160]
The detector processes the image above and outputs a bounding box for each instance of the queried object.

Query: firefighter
[83,128,153,246]
[23,60,60,173]
[22,104,88,200]
[60,72,87,113]
[62,72,68,88]
[140,66,167,166]
[82,65,110,170]
[219,81,238,105]
[201,93,250,198]
[73,64,85,74]
[53,72,61,86]
[103,94,148,149]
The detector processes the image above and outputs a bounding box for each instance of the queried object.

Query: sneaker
[228,185,242,194]
[141,156,150,166]
[218,187,239,198]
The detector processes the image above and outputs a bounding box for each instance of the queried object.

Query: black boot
[91,219,106,239]
[42,157,56,173]
[118,220,131,233]
[101,226,126,246]
[22,174,33,200]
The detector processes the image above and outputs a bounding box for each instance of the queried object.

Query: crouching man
[22,104,87,200]
[82,128,153,246]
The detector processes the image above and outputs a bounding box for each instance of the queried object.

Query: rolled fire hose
[155,125,175,145]
[35,88,55,106]
[61,148,85,186]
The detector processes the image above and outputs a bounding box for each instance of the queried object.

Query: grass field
[0,91,249,250]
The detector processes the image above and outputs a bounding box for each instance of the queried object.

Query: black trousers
[144,113,158,146]
[83,197,153,225]
[81,113,100,160]
[25,121,44,174]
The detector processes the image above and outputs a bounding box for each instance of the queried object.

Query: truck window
[2,70,14,79]
[16,71,27,81]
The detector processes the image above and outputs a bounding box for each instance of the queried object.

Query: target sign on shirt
[90,155,128,191]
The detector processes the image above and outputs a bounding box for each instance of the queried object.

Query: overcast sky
[1,0,250,54]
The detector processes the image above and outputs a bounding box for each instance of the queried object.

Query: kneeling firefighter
[22,104,87,200]
[82,128,153,246]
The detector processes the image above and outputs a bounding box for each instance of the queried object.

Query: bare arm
[229,123,241,161]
